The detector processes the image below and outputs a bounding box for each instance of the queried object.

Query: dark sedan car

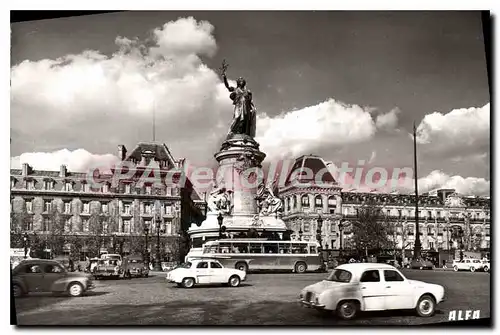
[409,259,435,270]
[12,259,94,297]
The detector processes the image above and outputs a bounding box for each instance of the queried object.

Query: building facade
[10,142,206,262]
[279,155,491,256]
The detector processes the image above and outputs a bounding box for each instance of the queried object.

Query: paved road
[14,270,490,325]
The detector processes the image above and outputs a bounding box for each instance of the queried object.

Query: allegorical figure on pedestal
[255,181,283,216]
[220,59,257,139]
[207,186,233,214]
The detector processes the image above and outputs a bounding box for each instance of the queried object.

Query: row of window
[19,216,172,235]
[12,179,179,196]
[344,207,490,220]
[285,195,337,211]
[15,200,176,216]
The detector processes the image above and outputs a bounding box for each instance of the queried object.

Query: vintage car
[482,259,490,273]
[408,259,434,270]
[166,258,247,288]
[122,255,149,278]
[101,254,122,266]
[12,259,94,297]
[93,259,122,279]
[452,258,485,272]
[299,263,445,320]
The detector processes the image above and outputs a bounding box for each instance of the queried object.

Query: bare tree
[48,206,66,257]
[350,203,392,255]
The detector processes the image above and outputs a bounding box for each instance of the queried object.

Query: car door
[20,264,44,293]
[382,270,414,310]
[42,263,65,292]
[209,261,226,283]
[195,261,211,284]
[359,269,386,311]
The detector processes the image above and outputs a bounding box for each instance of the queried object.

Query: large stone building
[279,155,491,257]
[10,142,206,262]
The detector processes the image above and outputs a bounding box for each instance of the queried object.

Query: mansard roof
[124,142,177,169]
[284,154,337,187]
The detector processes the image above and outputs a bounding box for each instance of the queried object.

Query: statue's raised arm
[219,59,234,92]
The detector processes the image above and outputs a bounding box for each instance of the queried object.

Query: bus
[186,239,322,273]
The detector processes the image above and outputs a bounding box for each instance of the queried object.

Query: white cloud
[255,99,377,160]
[10,149,119,173]
[415,103,490,157]
[375,107,401,131]
[416,170,490,196]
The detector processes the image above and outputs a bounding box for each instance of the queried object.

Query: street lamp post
[316,215,323,248]
[217,213,224,239]
[298,228,303,241]
[23,232,29,259]
[143,223,149,264]
[338,221,345,257]
[153,216,163,271]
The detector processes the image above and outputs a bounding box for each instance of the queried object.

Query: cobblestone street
[14,270,490,325]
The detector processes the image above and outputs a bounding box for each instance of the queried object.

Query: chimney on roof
[22,163,31,176]
[59,165,67,178]
[118,145,127,161]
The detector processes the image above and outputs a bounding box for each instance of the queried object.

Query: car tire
[470,267,475,273]
[295,262,307,274]
[228,275,241,288]
[235,262,248,273]
[13,284,24,298]
[416,294,436,317]
[182,277,195,289]
[336,300,358,320]
[483,266,489,272]
[453,265,458,272]
[68,282,84,297]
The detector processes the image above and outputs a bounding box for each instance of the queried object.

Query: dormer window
[102,183,110,193]
[11,178,16,189]
[145,184,152,195]
[81,182,89,192]
[64,181,73,192]
[125,184,131,194]
[26,180,35,190]
[43,179,54,190]
[82,202,90,214]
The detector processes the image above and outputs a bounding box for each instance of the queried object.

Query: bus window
[203,245,218,254]
[309,245,317,254]
[278,243,291,254]
[249,242,263,254]
[264,243,279,254]
[231,243,248,253]
[292,243,308,254]
[219,242,232,254]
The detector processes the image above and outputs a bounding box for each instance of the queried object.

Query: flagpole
[413,121,422,259]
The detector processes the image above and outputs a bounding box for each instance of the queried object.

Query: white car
[299,263,445,320]
[452,259,485,272]
[166,258,246,288]
[481,260,490,273]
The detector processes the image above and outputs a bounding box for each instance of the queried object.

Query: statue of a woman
[220,60,256,139]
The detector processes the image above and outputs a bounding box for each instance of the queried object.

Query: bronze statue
[219,60,257,139]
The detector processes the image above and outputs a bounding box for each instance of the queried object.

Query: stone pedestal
[187,134,287,243]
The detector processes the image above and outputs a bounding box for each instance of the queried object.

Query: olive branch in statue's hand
[219,59,229,77]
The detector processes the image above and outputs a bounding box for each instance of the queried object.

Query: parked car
[481,259,490,273]
[452,258,485,272]
[122,255,149,278]
[93,259,122,279]
[166,258,246,288]
[299,263,445,320]
[101,254,122,266]
[408,259,434,270]
[12,259,94,297]
[162,261,179,272]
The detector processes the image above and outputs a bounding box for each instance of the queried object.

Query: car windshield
[179,262,192,269]
[326,269,352,283]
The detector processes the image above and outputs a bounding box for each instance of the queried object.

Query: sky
[10,11,491,196]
